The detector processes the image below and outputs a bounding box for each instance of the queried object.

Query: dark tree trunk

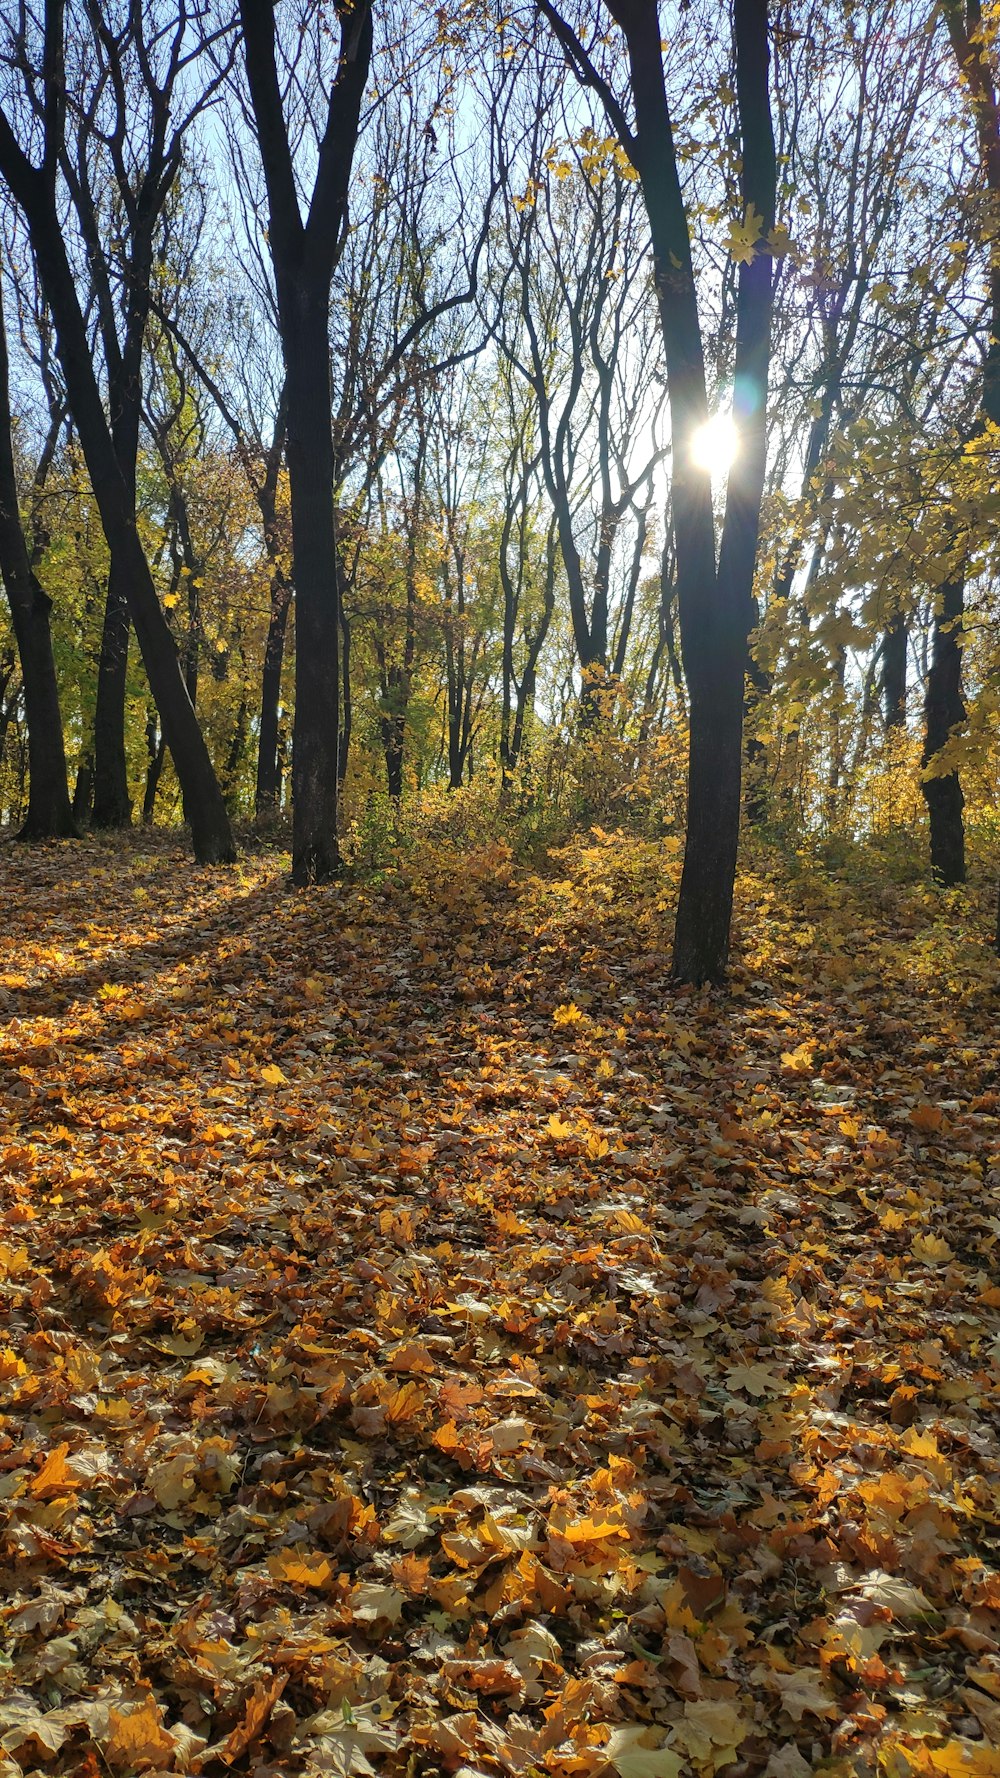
[0,273,77,840]
[602,0,774,980]
[921,576,965,886]
[238,0,372,884]
[339,606,352,785]
[883,611,907,729]
[90,564,132,826]
[383,724,404,801]
[142,710,166,824]
[223,697,249,807]
[543,0,775,980]
[255,569,292,822]
[942,3,1000,918]
[284,299,342,877]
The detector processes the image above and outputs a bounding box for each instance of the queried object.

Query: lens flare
[690,412,739,474]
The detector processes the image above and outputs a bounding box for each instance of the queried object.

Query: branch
[535,1,636,161]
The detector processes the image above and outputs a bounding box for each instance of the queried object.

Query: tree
[494,92,666,725]
[937,0,1000,902]
[0,0,236,863]
[0,264,77,838]
[537,0,777,981]
[237,0,373,883]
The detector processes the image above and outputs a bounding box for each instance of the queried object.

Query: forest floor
[1,828,1000,1778]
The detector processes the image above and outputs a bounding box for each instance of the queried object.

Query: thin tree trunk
[339,605,352,785]
[883,611,907,729]
[142,710,166,824]
[255,569,292,822]
[90,564,132,826]
[0,271,77,840]
[921,576,965,885]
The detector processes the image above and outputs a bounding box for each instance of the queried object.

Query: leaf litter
[0,831,999,1778]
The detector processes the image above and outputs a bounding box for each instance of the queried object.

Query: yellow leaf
[556,1511,629,1543]
[546,1114,573,1139]
[268,1548,335,1588]
[149,1452,196,1510]
[553,1002,584,1026]
[676,1698,749,1769]
[901,1426,941,1461]
[387,1340,436,1375]
[350,1581,406,1623]
[724,202,765,264]
[30,1444,81,1498]
[780,1041,814,1074]
[221,1673,287,1763]
[105,1697,176,1771]
[921,1741,1000,1777]
[911,1233,954,1264]
[260,1064,286,1086]
[879,1206,907,1231]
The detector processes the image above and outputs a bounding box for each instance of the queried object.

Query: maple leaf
[771,1666,837,1722]
[29,1444,82,1498]
[724,202,766,263]
[268,1549,335,1588]
[675,1699,749,1770]
[105,1697,176,1771]
[604,1725,684,1778]
[349,1582,406,1623]
[911,1232,954,1263]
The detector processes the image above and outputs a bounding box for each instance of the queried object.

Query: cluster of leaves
[1,833,999,1776]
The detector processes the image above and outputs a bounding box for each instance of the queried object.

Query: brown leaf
[220,1672,287,1764]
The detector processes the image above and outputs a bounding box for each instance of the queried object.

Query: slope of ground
[1,830,999,1778]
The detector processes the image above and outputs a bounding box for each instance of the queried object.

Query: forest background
[6,6,1000,1775]
[1,0,999,980]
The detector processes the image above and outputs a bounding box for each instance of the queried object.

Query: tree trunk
[90,564,132,826]
[0,274,77,841]
[255,569,292,822]
[921,575,965,885]
[238,0,372,882]
[284,298,341,879]
[339,605,352,785]
[11,201,236,863]
[591,0,775,982]
[142,710,166,824]
[883,610,907,729]
[223,697,249,807]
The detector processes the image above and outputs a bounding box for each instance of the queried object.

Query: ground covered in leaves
[1,829,1000,1778]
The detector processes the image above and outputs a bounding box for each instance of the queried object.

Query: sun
[691,412,739,474]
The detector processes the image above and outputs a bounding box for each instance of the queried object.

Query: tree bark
[921,576,965,886]
[239,0,373,883]
[90,564,132,826]
[882,611,907,729]
[255,568,292,821]
[285,298,343,873]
